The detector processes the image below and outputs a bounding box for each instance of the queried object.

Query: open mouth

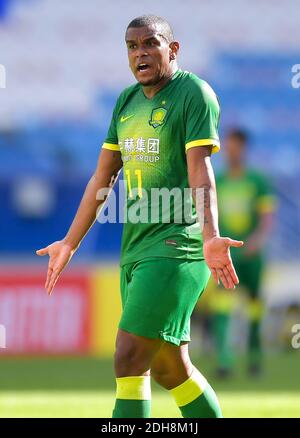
[137,63,151,72]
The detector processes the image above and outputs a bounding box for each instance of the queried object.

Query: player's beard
[137,69,166,87]
[138,77,158,86]
[136,71,159,86]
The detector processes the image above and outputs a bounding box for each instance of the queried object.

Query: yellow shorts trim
[102,142,120,151]
[185,138,220,154]
[116,376,151,400]
[210,289,236,314]
[247,298,264,321]
[170,369,207,407]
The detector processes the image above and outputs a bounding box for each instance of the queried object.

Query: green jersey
[103,69,220,266]
[217,170,276,242]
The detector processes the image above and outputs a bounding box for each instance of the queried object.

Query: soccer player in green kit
[36,15,243,418]
[213,129,276,377]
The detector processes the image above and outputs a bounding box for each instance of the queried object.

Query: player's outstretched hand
[203,236,244,289]
[36,241,75,295]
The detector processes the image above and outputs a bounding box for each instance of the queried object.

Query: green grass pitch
[0,353,299,418]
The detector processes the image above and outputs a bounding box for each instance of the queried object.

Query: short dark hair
[126,15,174,43]
[227,128,249,145]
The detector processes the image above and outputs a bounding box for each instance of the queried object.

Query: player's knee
[151,350,193,390]
[151,364,170,389]
[114,336,152,377]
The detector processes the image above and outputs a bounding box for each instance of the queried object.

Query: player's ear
[169,41,179,62]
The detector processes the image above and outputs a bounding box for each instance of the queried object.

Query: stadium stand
[0,0,299,262]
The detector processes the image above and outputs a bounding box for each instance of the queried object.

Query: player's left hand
[203,236,244,289]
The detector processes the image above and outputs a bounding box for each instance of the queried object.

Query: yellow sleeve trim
[256,195,277,214]
[185,138,220,154]
[102,142,120,151]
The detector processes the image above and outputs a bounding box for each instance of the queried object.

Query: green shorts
[119,257,211,346]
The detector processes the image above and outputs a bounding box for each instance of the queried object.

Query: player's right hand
[36,241,75,296]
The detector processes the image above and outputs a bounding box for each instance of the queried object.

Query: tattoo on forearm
[192,184,212,230]
[201,184,211,209]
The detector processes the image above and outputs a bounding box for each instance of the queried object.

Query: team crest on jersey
[149,107,167,128]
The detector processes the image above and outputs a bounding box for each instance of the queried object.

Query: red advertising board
[0,270,91,354]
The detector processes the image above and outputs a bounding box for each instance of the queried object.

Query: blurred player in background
[36,15,244,418]
[212,129,276,378]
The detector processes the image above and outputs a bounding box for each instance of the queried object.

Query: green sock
[112,376,151,418]
[248,298,263,368]
[249,320,262,367]
[170,368,222,418]
[112,399,151,418]
[213,312,233,370]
